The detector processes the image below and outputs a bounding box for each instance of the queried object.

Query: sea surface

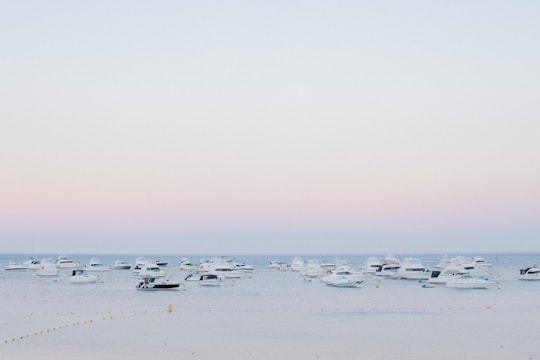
[1,253,539,360]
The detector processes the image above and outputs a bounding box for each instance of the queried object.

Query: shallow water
[1,253,539,359]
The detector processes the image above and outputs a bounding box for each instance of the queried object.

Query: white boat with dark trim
[70,269,101,284]
[398,258,431,280]
[138,262,166,278]
[56,256,81,268]
[4,262,28,271]
[175,258,197,270]
[198,274,221,286]
[136,276,180,291]
[85,258,110,271]
[518,264,540,281]
[113,260,132,270]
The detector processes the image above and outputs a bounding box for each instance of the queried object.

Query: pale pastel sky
[1,1,539,254]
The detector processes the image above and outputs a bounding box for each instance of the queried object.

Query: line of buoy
[2,306,171,345]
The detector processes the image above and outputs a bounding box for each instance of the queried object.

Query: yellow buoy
[168,304,173,313]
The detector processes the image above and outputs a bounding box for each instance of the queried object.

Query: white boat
[198,274,221,286]
[445,273,492,289]
[69,269,101,284]
[4,262,28,271]
[56,256,81,268]
[24,258,42,271]
[472,256,494,267]
[136,276,180,291]
[375,254,401,278]
[325,279,364,288]
[138,262,166,278]
[36,260,59,277]
[290,257,305,272]
[85,258,110,271]
[363,257,382,274]
[320,265,369,284]
[113,260,132,270]
[303,260,326,278]
[398,258,431,280]
[175,258,197,270]
[267,261,285,269]
[518,264,540,280]
[130,257,148,274]
[429,267,465,284]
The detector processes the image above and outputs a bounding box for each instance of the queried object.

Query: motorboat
[290,257,305,272]
[198,274,221,286]
[113,260,132,270]
[175,258,197,270]
[363,257,382,274]
[398,258,431,280]
[4,262,28,271]
[320,266,369,284]
[56,256,81,268]
[429,266,465,284]
[136,276,180,291]
[138,262,166,278]
[24,258,42,271]
[303,260,326,278]
[69,269,101,284]
[233,262,255,272]
[85,258,110,271]
[267,261,285,269]
[375,254,401,278]
[36,260,59,277]
[184,272,202,281]
[325,279,364,288]
[130,257,148,274]
[518,264,540,280]
[472,256,494,267]
[445,273,492,289]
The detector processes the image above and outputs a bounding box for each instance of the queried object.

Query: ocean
[1,253,539,360]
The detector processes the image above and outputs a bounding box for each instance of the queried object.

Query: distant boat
[136,276,180,291]
[70,269,101,284]
[445,273,492,289]
[85,258,110,271]
[56,256,81,269]
[113,260,132,270]
[36,260,59,277]
[4,262,28,271]
[518,264,540,281]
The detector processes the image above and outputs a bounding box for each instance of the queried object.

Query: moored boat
[70,269,101,284]
[518,264,540,281]
[136,276,180,291]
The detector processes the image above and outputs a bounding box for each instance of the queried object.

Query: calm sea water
[1,253,539,360]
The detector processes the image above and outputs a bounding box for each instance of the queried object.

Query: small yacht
[136,276,180,291]
[113,260,132,270]
[36,260,59,277]
[267,261,285,269]
[56,256,81,268]
[518,264,540,280]
[138,262,166,278]
[472,256,494,267]
[175,258,197,270]
[130,257,148,274]
[445,273,492,289]
[290,257,305,272]
[69,269,101,284]
[4,262,28,271]
[398,258,431,280]
[85,258,110,271]
[198,274,221,286]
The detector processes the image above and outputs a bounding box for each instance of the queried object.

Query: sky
[1,1,539,255]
